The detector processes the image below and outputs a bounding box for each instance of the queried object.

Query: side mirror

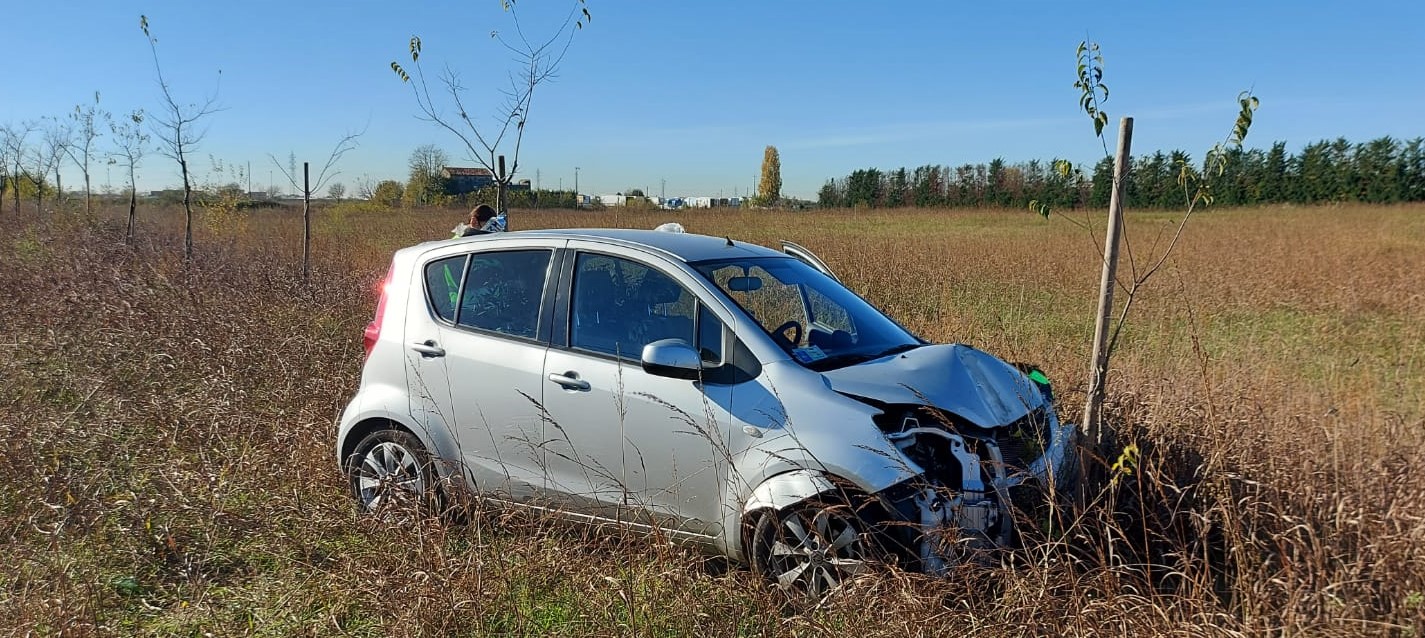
[641,338,703,380]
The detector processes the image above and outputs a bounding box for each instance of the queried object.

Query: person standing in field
[452,204,505,237]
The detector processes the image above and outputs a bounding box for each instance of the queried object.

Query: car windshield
[694,256,921,370]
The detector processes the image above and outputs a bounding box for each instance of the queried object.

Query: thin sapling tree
[140,14,222,260]
[391,0,591,227]
[108,110,149,244]
[1039,40,1259,457]
[269,131,362,281]
[65,92,108,216]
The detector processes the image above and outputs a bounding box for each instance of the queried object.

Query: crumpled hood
[819,343,1045,428]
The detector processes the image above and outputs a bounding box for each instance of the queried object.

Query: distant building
[442,166,495,194]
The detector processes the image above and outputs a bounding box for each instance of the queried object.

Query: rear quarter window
[423,256,467,323]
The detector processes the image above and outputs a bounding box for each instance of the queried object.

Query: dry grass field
[1,201,1422,636]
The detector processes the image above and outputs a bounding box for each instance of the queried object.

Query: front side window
[570,253,698,359]
[424,249,551,338]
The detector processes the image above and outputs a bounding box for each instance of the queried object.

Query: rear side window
[455,250,552,338]
[422,249,553,339]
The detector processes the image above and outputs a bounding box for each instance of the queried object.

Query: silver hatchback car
[338,228,1075,593]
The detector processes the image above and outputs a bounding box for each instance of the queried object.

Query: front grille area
[995,428,1031,471]
[993,409,1048,472]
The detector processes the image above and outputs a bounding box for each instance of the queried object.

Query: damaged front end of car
[825,343,1078,575]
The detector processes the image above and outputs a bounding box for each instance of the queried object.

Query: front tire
[345,428,439,515]
[747,502,873,597]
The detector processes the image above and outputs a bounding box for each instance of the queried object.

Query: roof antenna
[725,236,734,247]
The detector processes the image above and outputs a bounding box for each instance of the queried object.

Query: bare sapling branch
[390,0,589,225]
[140,14,223,260]
[267,129,364,283]
[267,129,364,195]
[1,122,38,215]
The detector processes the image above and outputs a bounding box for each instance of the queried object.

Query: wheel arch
[340,417,410,469]
[733,468,890,563]
[339,415,463,482]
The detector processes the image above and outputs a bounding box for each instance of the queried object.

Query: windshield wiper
[871,343,922,358]
[806,343,922,371]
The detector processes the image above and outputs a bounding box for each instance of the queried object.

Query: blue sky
[4,1,1424,199]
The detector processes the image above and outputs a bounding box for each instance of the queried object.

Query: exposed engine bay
[859,402,1057,574]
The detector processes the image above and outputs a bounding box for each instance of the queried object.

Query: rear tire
[345,428,439,515]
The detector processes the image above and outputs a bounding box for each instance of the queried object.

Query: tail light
[363,263,394,357]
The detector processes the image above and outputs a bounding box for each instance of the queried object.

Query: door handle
[410,340,446,358]
[547,371,590,391]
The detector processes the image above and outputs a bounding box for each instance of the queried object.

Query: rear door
[403,241,561,501]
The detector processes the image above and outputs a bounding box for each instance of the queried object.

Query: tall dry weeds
[0,203,1421,636]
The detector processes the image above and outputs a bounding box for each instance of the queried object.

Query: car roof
[429,228,788,263]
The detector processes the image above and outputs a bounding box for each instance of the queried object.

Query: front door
[539,249,734,536]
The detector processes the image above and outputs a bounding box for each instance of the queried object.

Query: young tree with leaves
[391,0,591,227]
[404,143,449,207]
[371,180,404,208]
[757,145,781,207]
[1048,41,1260,452]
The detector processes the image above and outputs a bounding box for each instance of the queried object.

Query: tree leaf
[1028,200,1051,219]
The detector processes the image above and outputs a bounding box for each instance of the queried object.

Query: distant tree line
[365,175,578,210]
[817,136,1425,210]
